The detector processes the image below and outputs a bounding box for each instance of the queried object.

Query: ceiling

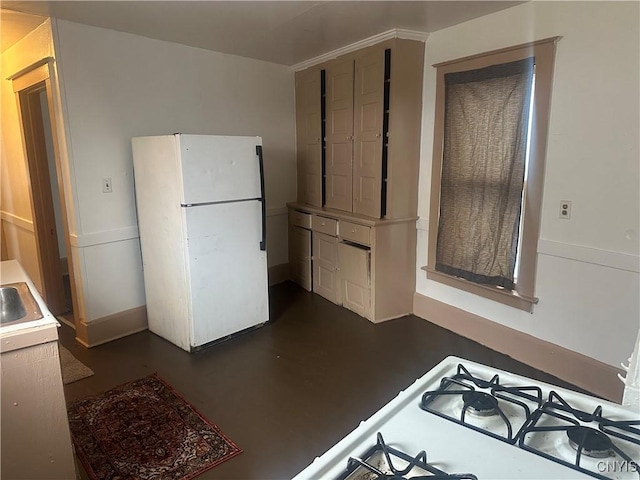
[0,8,47,53]
[1,1,522,65]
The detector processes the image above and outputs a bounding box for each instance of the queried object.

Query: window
[425,38,559,312]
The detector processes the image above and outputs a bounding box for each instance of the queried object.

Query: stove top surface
[293,357,639,480]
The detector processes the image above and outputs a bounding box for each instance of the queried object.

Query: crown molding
[292,28,429,71]
[395,28,431,42]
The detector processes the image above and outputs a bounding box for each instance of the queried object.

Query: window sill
[422,266,538,313]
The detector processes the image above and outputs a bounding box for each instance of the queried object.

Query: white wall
[0,19,55,293]
[53,20,296,321]
[417,1,639,368]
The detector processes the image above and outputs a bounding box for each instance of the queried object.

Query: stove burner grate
[419,364,543,444]
[335,433,478,480]
[519,391,640,480]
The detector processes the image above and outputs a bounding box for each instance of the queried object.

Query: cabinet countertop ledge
[0,259,60,352]
[287,202,418,227]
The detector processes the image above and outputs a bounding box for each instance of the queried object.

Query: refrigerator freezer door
[179,135,263,205]
[184,200,268,348]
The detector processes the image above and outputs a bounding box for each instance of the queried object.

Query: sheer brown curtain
[435,58,534,290]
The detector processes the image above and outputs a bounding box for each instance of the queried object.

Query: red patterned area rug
[67,373,242,480]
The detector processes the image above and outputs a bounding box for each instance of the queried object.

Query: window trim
[425,37,560,312]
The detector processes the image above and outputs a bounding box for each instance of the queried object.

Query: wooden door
[325,59,354,212]
[312,232,340,304]
[338,242,371,319]
[10,62,80,323]
[353,49,385,218]
[289,226,312,291]
[295,69,322,206]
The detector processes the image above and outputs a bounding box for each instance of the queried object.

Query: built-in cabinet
[289,37,423,322]
[325,57,354,212]
[338,241,371,319]
[313,231,340,304]
[0,260,76,480]
[326,48,387,217]
[288,224,312,292]
[288,204,415,322]
[295,67,323,208]
[295,37,424,220]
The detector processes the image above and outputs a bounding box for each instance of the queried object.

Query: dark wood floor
[60,281,588,480]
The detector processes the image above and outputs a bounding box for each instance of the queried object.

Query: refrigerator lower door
[184,200,268,348]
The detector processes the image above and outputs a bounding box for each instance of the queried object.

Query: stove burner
[566,426,614,458]
[337,433,478,480]
[420,364,544,444]
[462,391,499,417]
[519,391,640,479]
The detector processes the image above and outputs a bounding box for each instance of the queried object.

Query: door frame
[10,59,79,321]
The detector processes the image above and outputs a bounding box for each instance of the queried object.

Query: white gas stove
[293,357,640,480]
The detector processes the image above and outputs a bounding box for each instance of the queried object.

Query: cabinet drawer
[312,215,338,237]
[289,210,312,229]
[340,221,371,246]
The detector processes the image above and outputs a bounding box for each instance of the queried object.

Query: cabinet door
[295,69,322,206]
[312,232,340,304]
[325,59,354,212]
[338,242,371,319]
[353,49,385,218]
[289,226,312,291]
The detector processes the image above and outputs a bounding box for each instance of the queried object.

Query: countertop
[1,259,59,352]
[287,202,418,226]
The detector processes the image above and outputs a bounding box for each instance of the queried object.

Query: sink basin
[0,282,43,326]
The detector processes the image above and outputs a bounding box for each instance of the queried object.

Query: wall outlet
[559,200,571,220]
[103,177,113,193]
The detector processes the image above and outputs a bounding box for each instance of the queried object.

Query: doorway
[13,62,78,322]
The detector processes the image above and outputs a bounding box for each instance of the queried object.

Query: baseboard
[268,263,290,286]
[56,314,75,330]
[413,292,624,403]
[75,306,148,348]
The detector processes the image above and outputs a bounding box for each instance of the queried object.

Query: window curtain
[435,58,534,290]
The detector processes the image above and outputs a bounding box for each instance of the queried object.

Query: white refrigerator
[131,134,269,352]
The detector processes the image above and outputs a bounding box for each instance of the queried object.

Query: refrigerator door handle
[256,145,267,251]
